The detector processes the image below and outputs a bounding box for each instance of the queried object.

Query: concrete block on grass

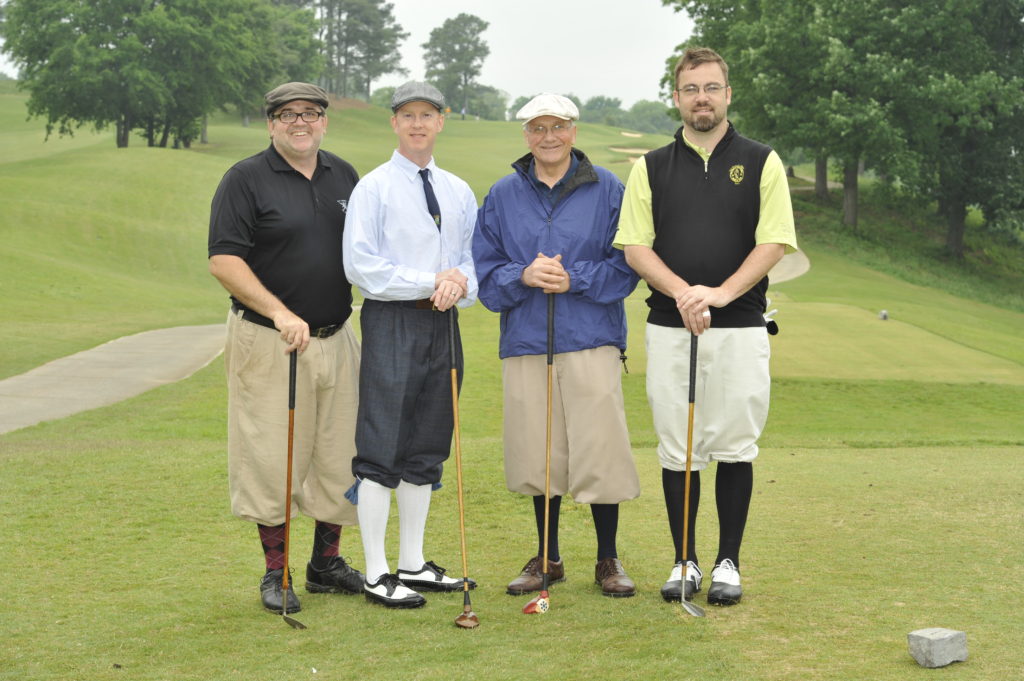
[907,628,968,668]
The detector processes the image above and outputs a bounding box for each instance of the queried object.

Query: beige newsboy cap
[515,93,579,123]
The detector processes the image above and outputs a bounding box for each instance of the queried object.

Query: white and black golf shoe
[707,558,742,606]
[397,561,475,593]
[363,573,426,609]
[660,560,702,602]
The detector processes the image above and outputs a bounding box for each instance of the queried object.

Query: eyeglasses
[524,121,574,136]
[676,83,727,97]
[271,110,325,123]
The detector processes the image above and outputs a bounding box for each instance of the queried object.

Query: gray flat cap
[391,81,446,112]
[265,82,329,117]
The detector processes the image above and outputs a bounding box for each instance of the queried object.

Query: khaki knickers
[503,346,639,504]
[226,309,359,526]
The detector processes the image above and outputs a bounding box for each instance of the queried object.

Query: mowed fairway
[1,83,1022,680]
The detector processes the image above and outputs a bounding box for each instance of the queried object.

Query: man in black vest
[614,47,798,606]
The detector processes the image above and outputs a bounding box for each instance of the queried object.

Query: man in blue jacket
[473,93,641,598]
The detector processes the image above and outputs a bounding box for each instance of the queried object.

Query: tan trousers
[502,346,639,504]
[226,309,359,526]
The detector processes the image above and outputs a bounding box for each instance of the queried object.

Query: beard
[686,108,723,133]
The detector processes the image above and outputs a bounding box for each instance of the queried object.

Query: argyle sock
[662,467,701,565]
[715,462,753,568]
[591,503,619,561]
[258,523,286,572]
[310,520,341,570]
[356,479,392,583]
[396,480,432,573]
[533,494,561,563]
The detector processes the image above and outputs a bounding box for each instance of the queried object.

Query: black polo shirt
[208,144,359,329]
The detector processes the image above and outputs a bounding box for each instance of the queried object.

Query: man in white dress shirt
[342,81,478,608]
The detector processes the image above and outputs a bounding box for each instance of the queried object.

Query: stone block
[907,628,968,668]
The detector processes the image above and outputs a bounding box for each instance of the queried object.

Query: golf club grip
[546,294,554,365]
[288,351,297,410]
[688,334,698,403]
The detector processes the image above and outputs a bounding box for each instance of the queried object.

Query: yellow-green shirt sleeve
[613,158,655,248]
[757,150,798,253]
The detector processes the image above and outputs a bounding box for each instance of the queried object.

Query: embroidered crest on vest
[337,199,348,212]
[729,165,744,185]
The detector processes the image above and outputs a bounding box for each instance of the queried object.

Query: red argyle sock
[258,523,286,571]
[310,521,341,569]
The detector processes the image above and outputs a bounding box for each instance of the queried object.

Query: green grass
[2,88,1023,681]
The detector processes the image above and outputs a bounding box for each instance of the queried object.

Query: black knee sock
[590,503,619,561]
[662,468,700,565]
[310,520,341,569]
[715,462,753,568]
[533,495,561,563]
[258,523,286,572]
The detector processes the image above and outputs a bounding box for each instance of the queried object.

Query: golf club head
[522,590,550,614]
[455,610,480,629]
[282,614,307,629]
[681,598,706,618]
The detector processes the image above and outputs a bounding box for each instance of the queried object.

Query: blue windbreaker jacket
[473,149,639,359]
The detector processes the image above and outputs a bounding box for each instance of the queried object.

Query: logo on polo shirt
[337,199,348,213]
[729,165,744,185]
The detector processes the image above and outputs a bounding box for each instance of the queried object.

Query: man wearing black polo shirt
[208,82,364,617]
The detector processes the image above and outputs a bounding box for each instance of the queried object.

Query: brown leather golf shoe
[595,557,636,598]
[506,555,565,595]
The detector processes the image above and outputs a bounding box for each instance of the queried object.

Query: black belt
[373,299,438,310]
[232,304,344,339]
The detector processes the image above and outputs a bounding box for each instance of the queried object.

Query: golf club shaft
[282,351,297,609]
[682,334,697,580]
[448,310,471,588]
[542,294,554,576]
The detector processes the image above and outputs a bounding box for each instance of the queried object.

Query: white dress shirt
[343,150,478,306]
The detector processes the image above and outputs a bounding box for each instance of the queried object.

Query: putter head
[455,610,480,629]
[522,590,550,614]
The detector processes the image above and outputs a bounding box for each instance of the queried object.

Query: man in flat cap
[342,81,478,608]
[473,93,641,598]
[209,81,364,616]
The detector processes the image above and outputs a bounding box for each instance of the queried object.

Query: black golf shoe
[660,561,702,602]
[396,561,475,592]
[364,573,426,609]
[260,569,301,614]
[707,559,742,606]
[305,556,364,594]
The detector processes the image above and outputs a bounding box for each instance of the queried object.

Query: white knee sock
[396,480,432,572]
[356,479,392,583]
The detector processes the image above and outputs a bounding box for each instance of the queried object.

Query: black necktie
[418,168,441,230]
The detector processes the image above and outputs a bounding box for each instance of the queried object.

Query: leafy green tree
[316,0,406,99]
[627,100,677,135]
[466,85,507,121]
[1,0,304,147]
[422,12,489,119]
[370,85,396,109]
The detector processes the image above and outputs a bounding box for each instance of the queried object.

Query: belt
[373,299,438,310]
[232,304,344,339]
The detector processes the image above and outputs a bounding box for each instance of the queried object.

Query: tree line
[0,3,678,149]
[666,0,1024,257]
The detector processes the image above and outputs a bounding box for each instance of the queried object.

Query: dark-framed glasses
[271,110,325,123]
[524,121,574,136]
[676,83,727,97]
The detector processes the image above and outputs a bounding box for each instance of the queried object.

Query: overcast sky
[0,1,694,107]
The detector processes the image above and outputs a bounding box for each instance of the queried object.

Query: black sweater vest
[644,124,772,328]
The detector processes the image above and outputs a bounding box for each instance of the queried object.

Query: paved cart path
[0,252,809,435]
